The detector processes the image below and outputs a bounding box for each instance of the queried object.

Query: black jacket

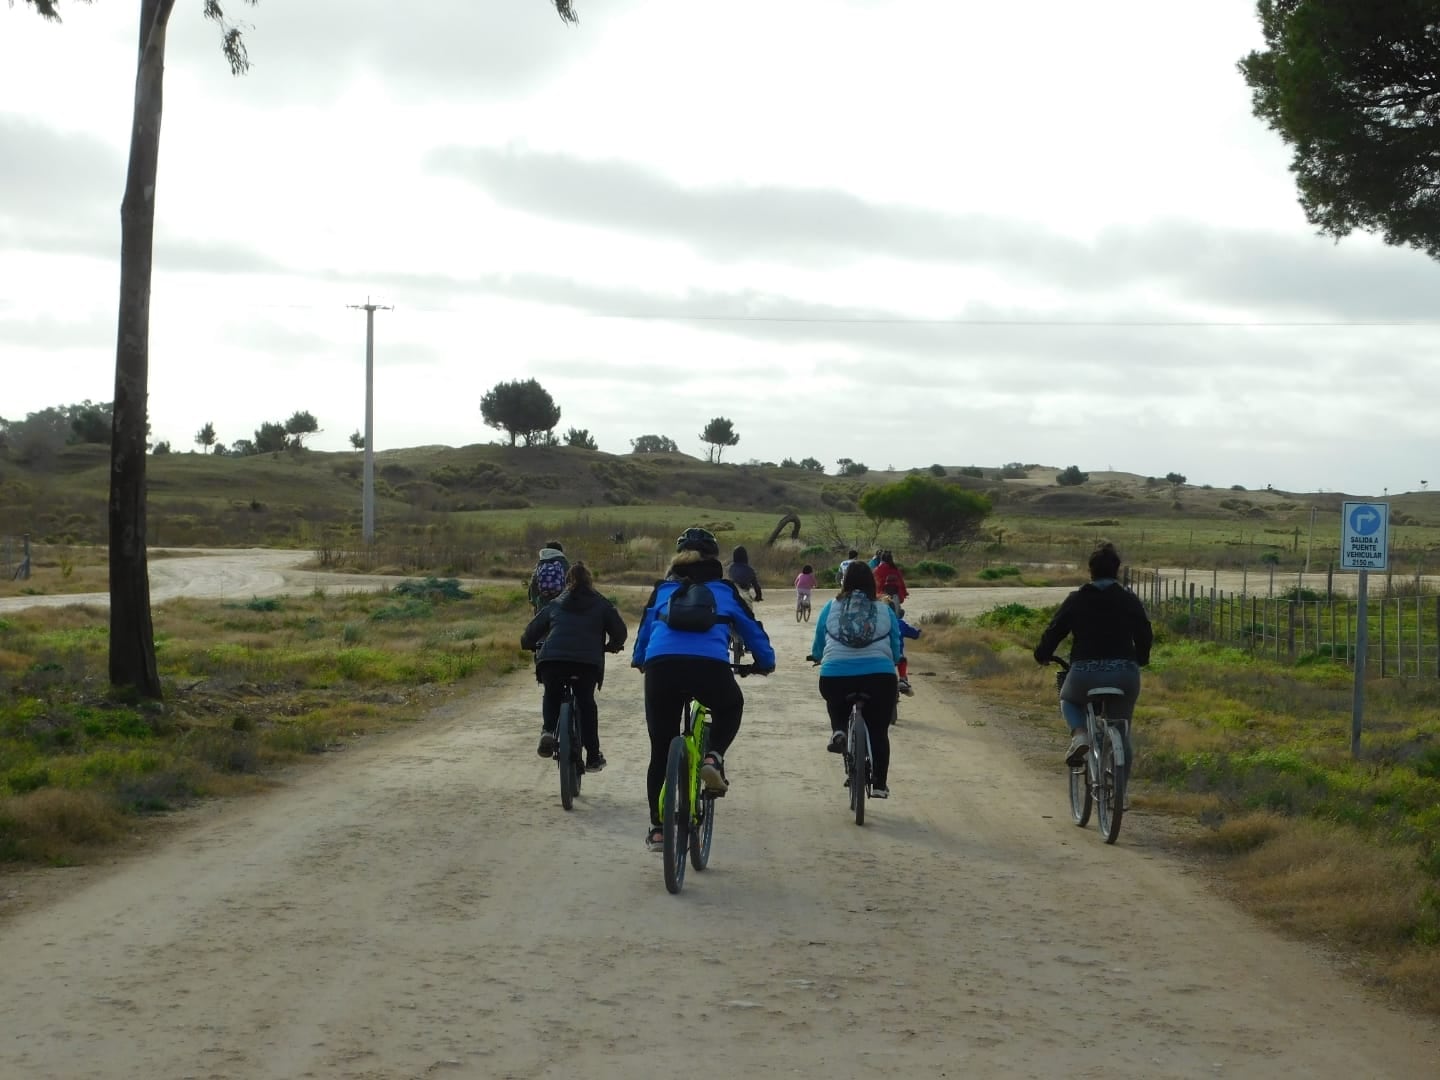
[1034,581,1153,666]
[521,589,628,686]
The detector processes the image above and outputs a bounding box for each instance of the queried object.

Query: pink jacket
[794,572,817,593]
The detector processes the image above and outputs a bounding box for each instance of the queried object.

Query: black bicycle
[842,691,873,826]
[552,674,585,811]
[1053,658,1129,843]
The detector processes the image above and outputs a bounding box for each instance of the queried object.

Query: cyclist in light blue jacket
[808,561,902,797]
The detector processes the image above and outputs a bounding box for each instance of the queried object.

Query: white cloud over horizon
[3,0,1436,497]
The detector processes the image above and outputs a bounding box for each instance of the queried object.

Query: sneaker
[897,678,914,697]
[700,752,729,792]
[586,752,606,773]
[1065,731,1089,766]
[645,826,664,851]
[537,730,557,757]
[827,731,846,754]
[871,786,890,799]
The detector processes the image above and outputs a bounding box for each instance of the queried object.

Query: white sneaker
[1066,731,1090,765]
[896,679,914,697]
[871,786,890,799]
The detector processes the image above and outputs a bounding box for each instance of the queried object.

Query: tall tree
[284,409,319,448]
[195,421,217,453]
[630,434,679,453]
[19,0,258,700]
[564,427,598,449]
[699,416,740,463]
[1239,2,1440,257]
[480,378,562,446]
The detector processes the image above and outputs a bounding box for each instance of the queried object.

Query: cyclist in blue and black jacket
[632,528,775,851]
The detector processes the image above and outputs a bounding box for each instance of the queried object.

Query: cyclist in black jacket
[1033,543,1153,764]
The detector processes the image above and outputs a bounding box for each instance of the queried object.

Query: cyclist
[725,545,764,601]
[1032,542,1153,765]
[836,548,859,587]
[809,561,902,798]
[527,540,570,613]
[520,562,627,773]
[632,527,776,851]
[794,563,817,616]
[872,550,908,604]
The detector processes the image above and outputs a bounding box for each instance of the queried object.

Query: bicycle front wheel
[557,701,577,811]
[1097,735,1125,844]
[662,737,690,894]
[1068,760,1092,826]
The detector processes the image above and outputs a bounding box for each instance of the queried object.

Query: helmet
[675,527,720,557]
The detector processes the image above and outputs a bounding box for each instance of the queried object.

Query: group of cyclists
[520,529,1152,851]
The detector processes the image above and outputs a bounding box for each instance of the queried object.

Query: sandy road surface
[2,570,1437,1078]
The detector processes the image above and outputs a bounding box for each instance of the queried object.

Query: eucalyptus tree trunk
[109,0,177,700]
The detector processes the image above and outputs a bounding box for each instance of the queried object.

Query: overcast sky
[3,0,1435,495]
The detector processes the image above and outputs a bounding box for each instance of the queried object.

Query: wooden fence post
[1287,601,1296,660]
[1380,598,1387,678]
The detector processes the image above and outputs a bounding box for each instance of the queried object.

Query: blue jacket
[632,564,776,671]
[811,595,902,677]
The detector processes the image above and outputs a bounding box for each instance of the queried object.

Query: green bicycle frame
[657,701,710,824]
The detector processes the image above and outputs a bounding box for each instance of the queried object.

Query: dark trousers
[819,673,897,788]
[644,659,744,827]
[537,660,601,757]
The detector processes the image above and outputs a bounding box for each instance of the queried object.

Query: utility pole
[348,298,391,545]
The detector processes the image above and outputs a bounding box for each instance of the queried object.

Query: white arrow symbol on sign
[1354,508,1379,532]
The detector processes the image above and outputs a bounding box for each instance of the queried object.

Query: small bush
[913,560,956,579]
[1056,465,1089,486]
[978,565,1021,580]
[928,463,946,477]
[975,602,1041,629]
[957,466,983,479]
[245,596,281,612]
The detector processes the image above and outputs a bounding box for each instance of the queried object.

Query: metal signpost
[1341,501,1389,756]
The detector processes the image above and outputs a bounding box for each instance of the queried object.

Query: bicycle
[658,661,760,895]
[550,674,585,811]
[1052,658,1129,844]
[807,657,875,826]
[795,590,812,623]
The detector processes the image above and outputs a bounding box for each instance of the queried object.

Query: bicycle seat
[844,692,871,704]
[1087,687,1125,698]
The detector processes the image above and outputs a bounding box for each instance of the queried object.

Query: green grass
[0,582,533,865]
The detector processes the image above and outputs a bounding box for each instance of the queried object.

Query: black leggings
[644,659,744,827]
[537,660,601,757]
[819,673,896,788]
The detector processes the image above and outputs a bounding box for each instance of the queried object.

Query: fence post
[1188,582,1196,631]
[19,533,30,581]
[1380,598,1387,678]
[1326,562,1333,602]
[1287,601,1296,660]
[1435,596,1440,678]
[1210,586,1217,640]
[1251,596,1258,653]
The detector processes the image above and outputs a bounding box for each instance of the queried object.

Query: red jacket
[873,562,907,603]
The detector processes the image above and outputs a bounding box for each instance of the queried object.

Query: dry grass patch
[0,789,127,865]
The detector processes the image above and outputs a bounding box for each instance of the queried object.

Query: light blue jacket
[811,596,901,677]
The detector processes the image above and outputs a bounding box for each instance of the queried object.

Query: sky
[2,0,1436,497]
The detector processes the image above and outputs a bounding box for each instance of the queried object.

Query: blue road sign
[1341,501,1389,570]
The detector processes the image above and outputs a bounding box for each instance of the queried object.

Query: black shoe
[537,731,557,757]
[646,826,664,851]
[586,752,606,773]
[701,752,729,792]
[827,731,846,754]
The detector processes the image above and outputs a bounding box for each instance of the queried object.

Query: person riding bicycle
[520,561,627,773]
[1032,542,1153,765]
[809,561,902,798]
[724,545,764,601]
[872,550,908,605]
[880,589,920,696]
[794,564,817,613]
[632,528,776,851]
[837,549,860,587]
[527,540,570,612]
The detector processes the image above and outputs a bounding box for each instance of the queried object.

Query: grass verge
[0,579,533,867]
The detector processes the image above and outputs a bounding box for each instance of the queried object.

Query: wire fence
[1130,569,1440,678]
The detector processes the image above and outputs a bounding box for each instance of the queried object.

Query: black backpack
[660,580,728,633]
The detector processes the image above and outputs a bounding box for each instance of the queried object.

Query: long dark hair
[566,561,596,595]
[840,560,878,600]
[1088,542,1121,580]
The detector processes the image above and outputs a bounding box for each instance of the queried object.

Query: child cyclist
[794,563,817,618]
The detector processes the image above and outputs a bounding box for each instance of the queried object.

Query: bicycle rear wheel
[848,714,868,827]
[690,725,714,871]
[557,701,577,811]
[662,737,690,894]
[1068,761,1092,826]
[1097,733,1125,844]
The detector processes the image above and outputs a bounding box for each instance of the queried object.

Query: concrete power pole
[348,298,392,545]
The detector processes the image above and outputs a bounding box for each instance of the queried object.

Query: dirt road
[1,576,1436,1078]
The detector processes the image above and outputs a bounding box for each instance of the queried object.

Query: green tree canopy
[700,417,740,463]
[284,409,319,448]
[564,427,598,449]
[1239,1,1440,257]
[349,429,365,450]
[253,421,289,453]
[195,421,217,453]
[799,456,824,472]
[836,457,869,477]
[859,475,993,552]
[1056,465,1089,486]
[480,378,562,446]
[631,434,678,453]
